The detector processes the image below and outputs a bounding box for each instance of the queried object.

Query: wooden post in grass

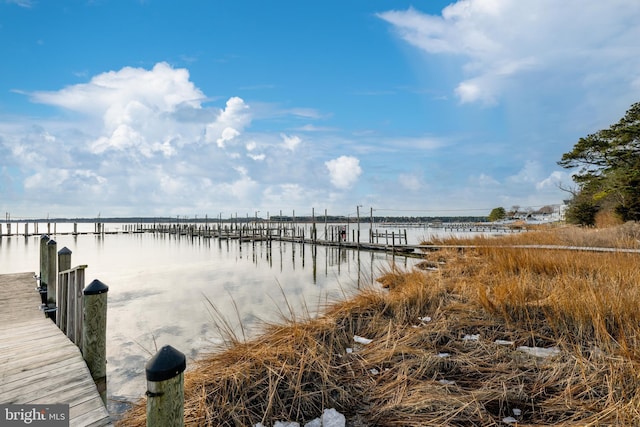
[146,345,186,427]
[82,279,108,404]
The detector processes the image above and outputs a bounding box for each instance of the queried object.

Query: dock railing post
[82,279,109,404]
[56,247,72,331]
[145,345,186,427]
[64,265,87,346]
[58,247,72,272]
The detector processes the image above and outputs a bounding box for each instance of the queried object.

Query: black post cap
[40,234,50,241]
[145,345,186,382]
[58,247,72,255]
[47,239,57,245]
[84,279,109,295]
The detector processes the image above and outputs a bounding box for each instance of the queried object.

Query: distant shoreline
[1,215,490,224]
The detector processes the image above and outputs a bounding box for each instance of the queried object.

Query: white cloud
[24,168,106,192]
[474,173,500,186]
[205,96,252,146]
[91,124,146,155]
[29,62,255,159]
[281,134,301,151]
[325,156,362,189]
[286,108,323,119]
[294,124,336,132]
[507,160,543,184]
[6,0,33,8]
[32,62,204,116]
[219,175,258,201]
[398,173,423,191]
[455,81,485,104]
[383,136,447,151]
[31,62,219,158]
[536,171,569,190]
[262,184,307,206]
[29,63,248,159]
[378,1,640,104]
[216,127,241,148]
[248,153,265,161]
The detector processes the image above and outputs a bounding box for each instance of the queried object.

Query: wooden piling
[58,246,72,271]
[39,234,50,297]
[145,345,186,427]
[83,279,109,404]
[46,239,57,316]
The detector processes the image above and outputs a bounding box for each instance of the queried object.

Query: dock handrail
[37,241,110,406]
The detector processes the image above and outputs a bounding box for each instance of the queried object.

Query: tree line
[558,101,640,225]
[488,101,640,226]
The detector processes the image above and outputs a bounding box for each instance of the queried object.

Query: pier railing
[57,264,87,346]
[36,235,109,404]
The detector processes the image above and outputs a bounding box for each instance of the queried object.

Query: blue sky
[1,0,639,219]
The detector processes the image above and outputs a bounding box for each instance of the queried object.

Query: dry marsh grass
[118,223,640,426]
[425,221,640,249]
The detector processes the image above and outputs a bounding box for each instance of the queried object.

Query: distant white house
[511,204,566,223]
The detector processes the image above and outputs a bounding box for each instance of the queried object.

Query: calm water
[1,222,447,412]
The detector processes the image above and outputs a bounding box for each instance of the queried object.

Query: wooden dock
[0,272,112,427]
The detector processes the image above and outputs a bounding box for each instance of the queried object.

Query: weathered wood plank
[0,322,62,348]
[0,344,78,376]
[0,357,87,397]
[0,319,62,340]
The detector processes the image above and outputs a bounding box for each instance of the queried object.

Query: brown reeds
[118,223,640,426]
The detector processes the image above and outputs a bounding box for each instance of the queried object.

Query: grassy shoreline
[118,223,640,426]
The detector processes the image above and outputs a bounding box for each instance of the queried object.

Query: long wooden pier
[0,220,531,259]
[0,272,112,426]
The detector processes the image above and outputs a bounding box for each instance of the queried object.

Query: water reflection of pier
[222,236,412,289]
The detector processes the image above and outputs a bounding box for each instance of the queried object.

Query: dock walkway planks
[0,272,113,427]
